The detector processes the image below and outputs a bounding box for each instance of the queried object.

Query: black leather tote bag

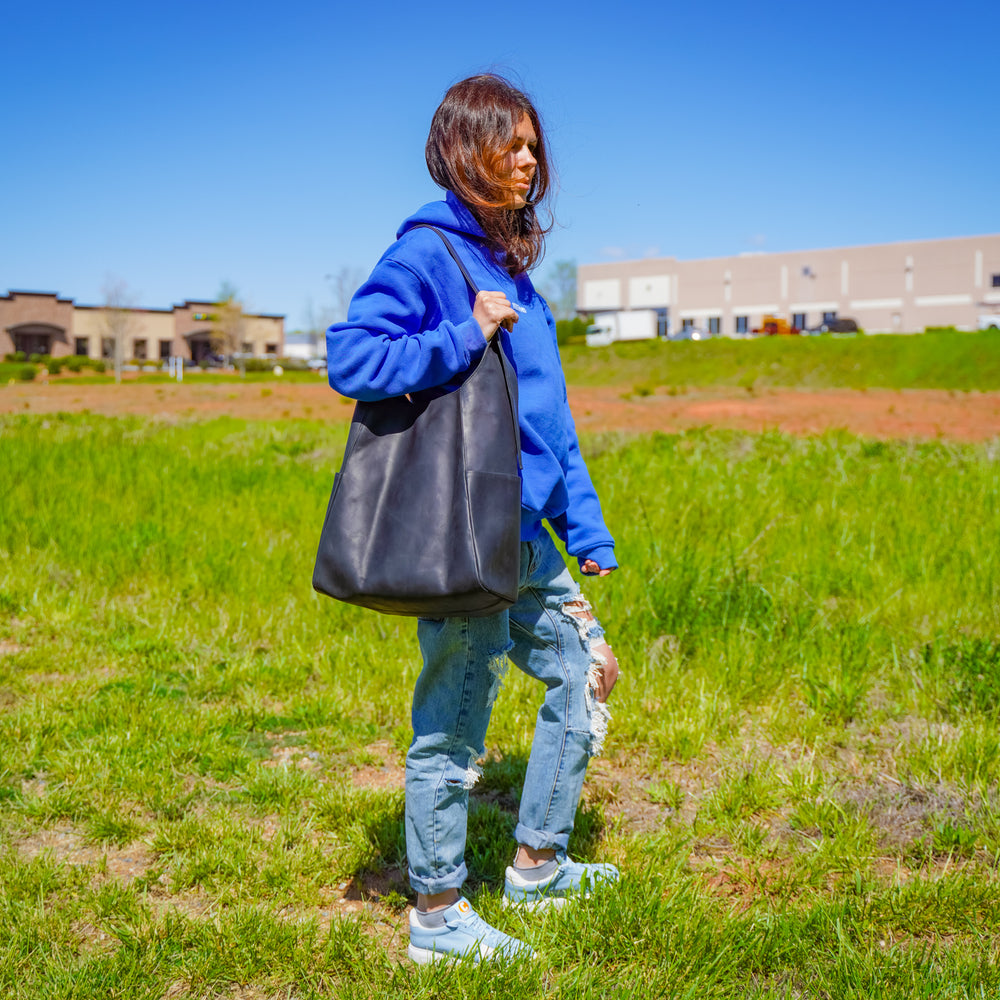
[312,226,522,617]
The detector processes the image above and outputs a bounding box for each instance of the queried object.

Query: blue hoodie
[326,191,616,572]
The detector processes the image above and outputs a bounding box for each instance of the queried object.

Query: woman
[326,74,620,964]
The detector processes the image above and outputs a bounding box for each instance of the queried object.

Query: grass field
[5,328,1000,396]
[1,412,999,997]
[560,328,1000,392]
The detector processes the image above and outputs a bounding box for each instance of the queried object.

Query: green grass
[0,362,38,382]
[19,368,327,386]
[7,329,1000,395]
[1,413,999,997]
[561,327,1000,391]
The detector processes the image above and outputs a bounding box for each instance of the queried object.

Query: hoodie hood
[396,190,489,242]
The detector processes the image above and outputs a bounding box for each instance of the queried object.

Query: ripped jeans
[405,530,610,895]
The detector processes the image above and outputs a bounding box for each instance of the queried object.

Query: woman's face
[500,113,537,210]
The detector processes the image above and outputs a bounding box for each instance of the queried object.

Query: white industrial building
[577,233,1000,339]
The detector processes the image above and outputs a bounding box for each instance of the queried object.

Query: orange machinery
[753,315,800,336]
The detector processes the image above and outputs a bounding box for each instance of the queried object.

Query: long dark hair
[426,74,552,276]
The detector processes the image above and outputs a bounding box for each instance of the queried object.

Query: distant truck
[585,310,659,347]
[753,314,800,336]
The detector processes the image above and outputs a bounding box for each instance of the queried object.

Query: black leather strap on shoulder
[408,224,481,296]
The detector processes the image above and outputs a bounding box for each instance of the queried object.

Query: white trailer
[585,310,659,347]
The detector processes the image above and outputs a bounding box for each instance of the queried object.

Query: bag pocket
[466,470,522,601]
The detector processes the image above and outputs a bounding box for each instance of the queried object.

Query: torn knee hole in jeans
[443,746,484,790]
[560,597,612,758]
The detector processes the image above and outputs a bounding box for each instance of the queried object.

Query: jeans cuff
[513,823,570,853]
[408,860,469,896]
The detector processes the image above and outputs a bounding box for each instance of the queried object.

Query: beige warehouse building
[578,234,1000,337]
[0,291,284,362]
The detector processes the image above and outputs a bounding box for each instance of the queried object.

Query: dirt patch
[260,730,322,772]
[163,985,277,1000]
[3,378,1000,441]
[838,782,974,850]
[348,740,405,793]
[570,386,1000,442]
[16,826,156,883]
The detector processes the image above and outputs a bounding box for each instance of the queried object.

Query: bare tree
[100,278,139,385]
[325,266,365,324]
[211,281,248,374]
[538,260,577,320]
[303,296,337,357]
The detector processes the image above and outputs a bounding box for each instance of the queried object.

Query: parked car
[669,326,710,341]
[808,318,859,334]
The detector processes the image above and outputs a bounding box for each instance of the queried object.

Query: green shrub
[556,316,591,346]
[46,359,62,375]
[28,353,43,364]
[93,360,106,373]
[18,365,37,381]
[13,351,26,363]
[65,356,88,373]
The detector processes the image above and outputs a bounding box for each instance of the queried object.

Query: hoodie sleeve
[548,403,618,572]
[540,306,618,572]
[326,257,488,401]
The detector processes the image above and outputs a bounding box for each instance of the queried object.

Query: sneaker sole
[408,943,462,965]
[407,942,536,964]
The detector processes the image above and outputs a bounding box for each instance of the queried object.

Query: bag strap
[409,223,481,295]
[409,223,522,472]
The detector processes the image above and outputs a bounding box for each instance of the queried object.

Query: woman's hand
[473,291,519,341]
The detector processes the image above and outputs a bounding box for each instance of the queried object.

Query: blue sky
[4,0,996,329]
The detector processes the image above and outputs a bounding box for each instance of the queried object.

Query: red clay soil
[3,375,999,442]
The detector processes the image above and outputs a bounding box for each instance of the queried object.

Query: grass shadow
[340,752,612,901]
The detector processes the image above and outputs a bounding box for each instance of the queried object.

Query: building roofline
[1,290,283,320]
[2,290,75,304]
[74,303,174,314]
[171,299,284,319]
[582,232,1000,269]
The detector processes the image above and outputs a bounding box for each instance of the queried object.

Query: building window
[823,311,837,324]
[101,338,114,359]
[655,308,669,338]
[159,339,172,360]
[265,343,278,355]
[74,337,89,356]
[241,341,253,355]
[792,313,806,330]
[681,318,694,331]
[992,274,1000,288]
[708,317,720,335]
[133,339,147,361]
[735,315,748,334]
